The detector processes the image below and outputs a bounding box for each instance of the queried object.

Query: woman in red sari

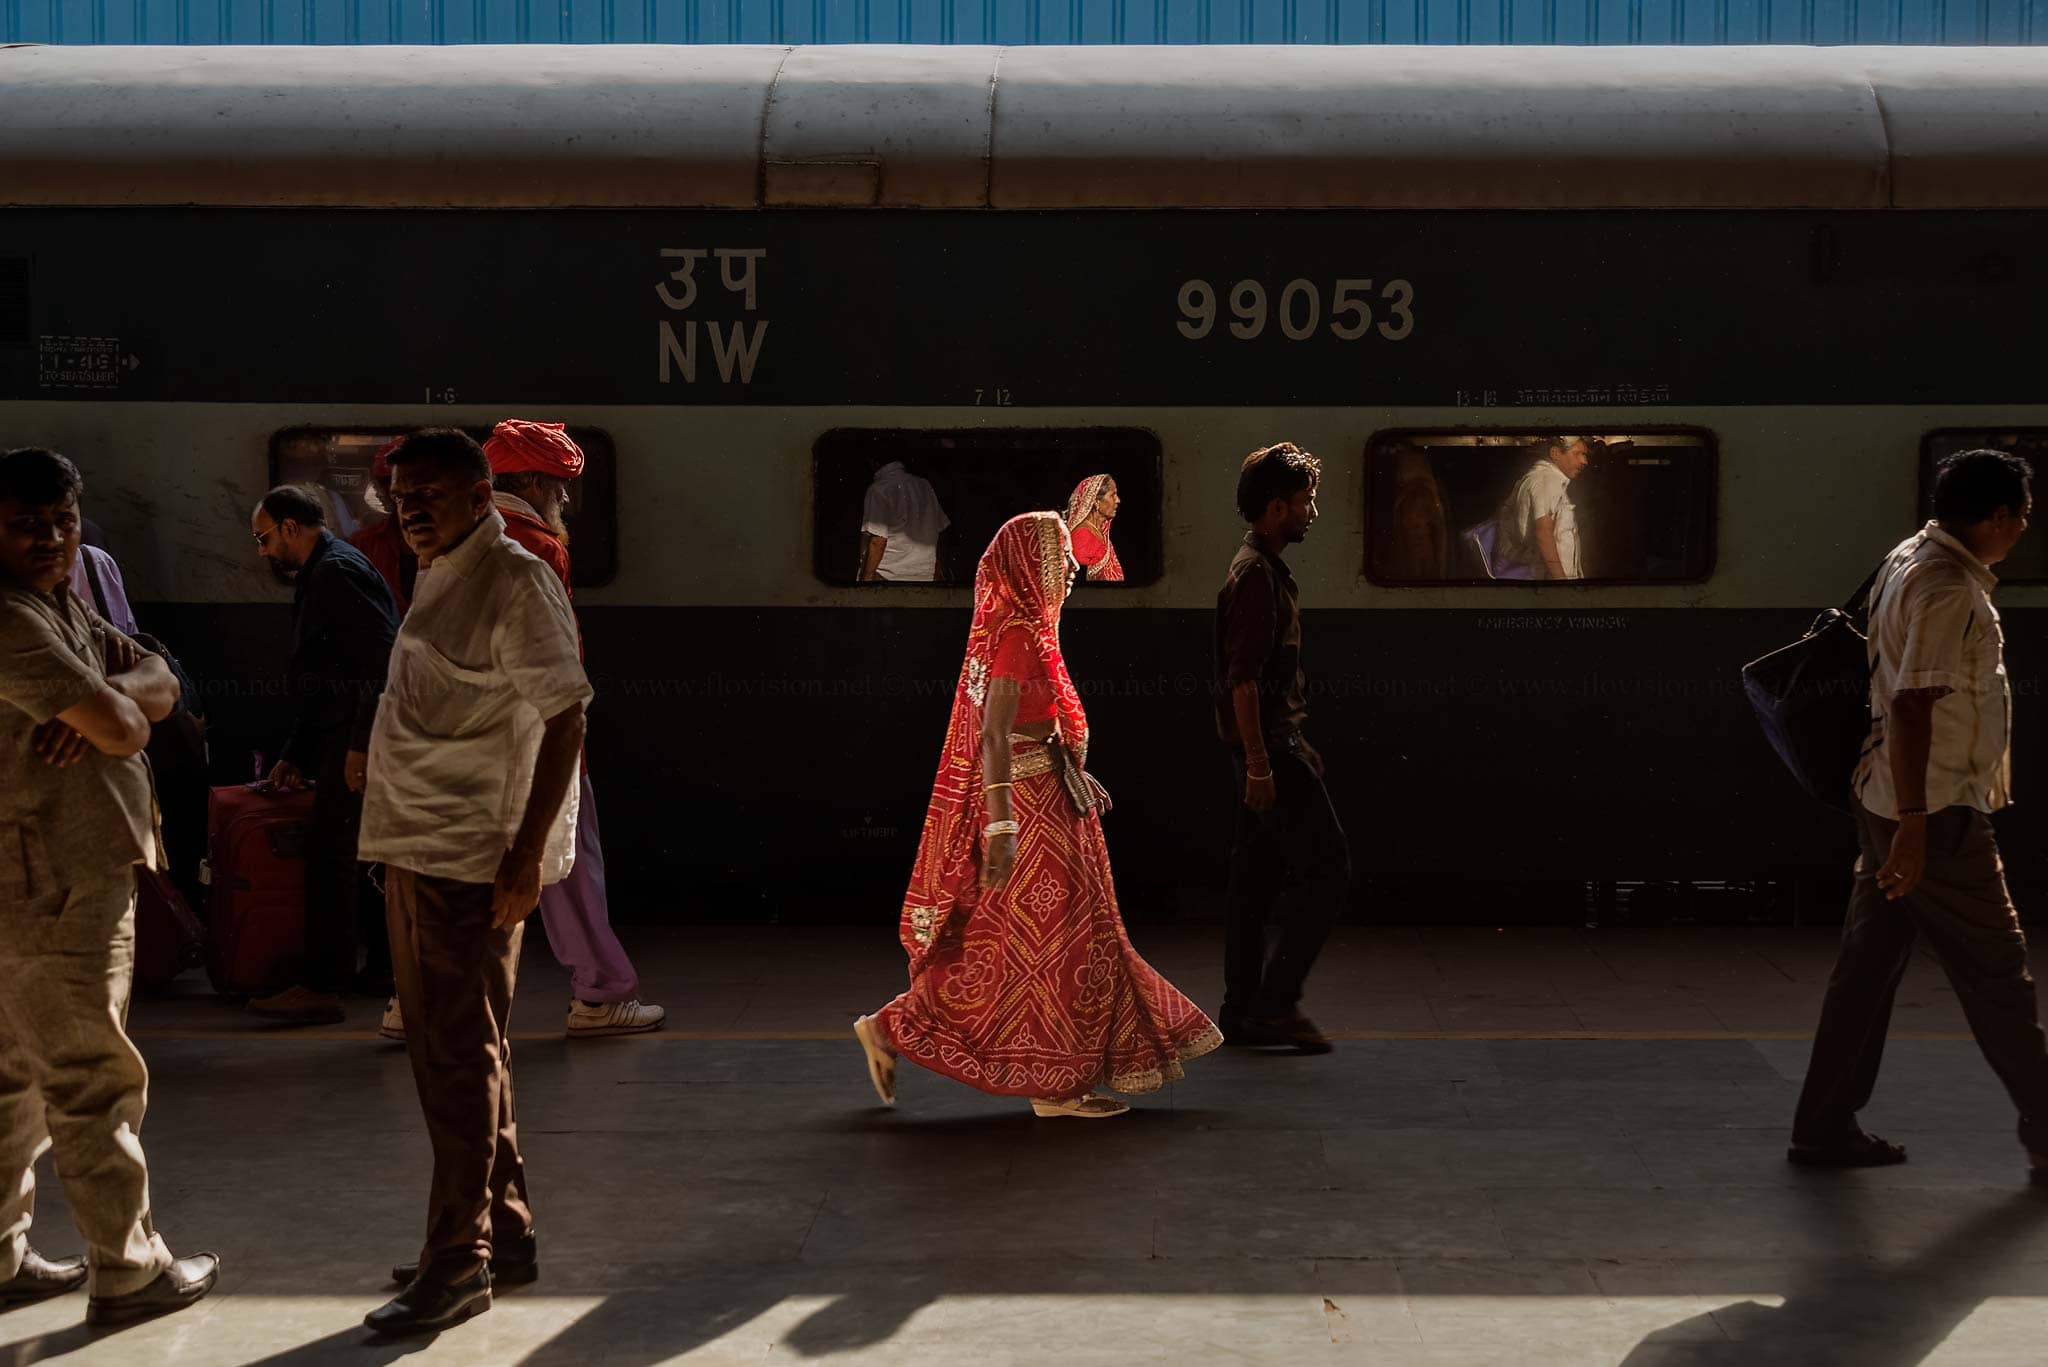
[1064,474,1125,582]
[854,512,1219,1118]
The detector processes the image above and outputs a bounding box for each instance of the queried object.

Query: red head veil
[1064,474,1126,582]
[896,512,1088,967]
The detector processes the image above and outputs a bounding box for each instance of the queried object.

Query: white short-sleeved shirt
[1854,522,2011,819]
[1497,459,1581,579]
[860,462,950,582]
[360,511,594,885]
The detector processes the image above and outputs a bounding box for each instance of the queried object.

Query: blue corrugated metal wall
[2,0,2037,44]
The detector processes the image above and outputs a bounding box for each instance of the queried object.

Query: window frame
[811,426,1166,590]
[1361,424,1721,589]
[266,424,620,590]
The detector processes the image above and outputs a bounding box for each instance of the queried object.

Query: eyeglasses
[252,522,283,548]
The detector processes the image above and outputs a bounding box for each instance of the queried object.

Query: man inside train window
[858,457,950,583]
[1494,435,1593,580]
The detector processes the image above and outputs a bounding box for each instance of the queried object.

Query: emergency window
[268,426,618,589]
[1364,429,1716,587]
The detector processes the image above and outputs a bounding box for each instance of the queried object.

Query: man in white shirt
[1791,448,2048,1180]
[858,459,949,582]
[1495,436,1591,579]
[357,429,592,1336]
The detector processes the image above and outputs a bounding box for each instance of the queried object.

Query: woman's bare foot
[852,1015,897,1106]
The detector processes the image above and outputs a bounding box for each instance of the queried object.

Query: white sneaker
[566,997,665,1038]
[379,997,405,1042]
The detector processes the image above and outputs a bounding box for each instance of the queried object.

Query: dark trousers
[1794,805,2048,1153]
[303,737,387,993]
[1223,733,1352,1021]
[386,866,532,1285]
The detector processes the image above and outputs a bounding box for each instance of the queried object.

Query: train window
[268,426,619,589]
[1922,430,2048,584]
[813,428,1163,588]
[1364,429,1716,586]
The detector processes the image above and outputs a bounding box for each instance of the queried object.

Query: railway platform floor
[7,923,2048,1366]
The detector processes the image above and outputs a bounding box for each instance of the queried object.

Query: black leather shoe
[389,1233,537,1288]
[1236,1012,1335,1054]
[0,1248,88,1308]
[85,1254,221,1325]
[365,1266,492,1336]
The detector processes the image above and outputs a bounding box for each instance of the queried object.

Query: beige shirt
[359,511,594,885]
[1854,523,2012,820]
[1497,459,1581,579]
[0,580,157,896]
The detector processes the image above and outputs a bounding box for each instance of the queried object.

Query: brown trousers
[385,865,532,1284]
[0,868,174,1295]
[1794,806,2048,1153]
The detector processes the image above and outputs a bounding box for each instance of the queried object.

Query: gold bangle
[984,781,1014,792]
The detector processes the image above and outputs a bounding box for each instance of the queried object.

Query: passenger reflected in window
[859,457,950,583]
[1493,435,1594,580]
[1383,443,1450,581]
[1064,474,1125,583]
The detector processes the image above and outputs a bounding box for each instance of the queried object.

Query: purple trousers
[538,769,640,1003]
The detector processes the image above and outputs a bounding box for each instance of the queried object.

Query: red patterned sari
[877,512,1220,1097]
[1064,475,1125,582]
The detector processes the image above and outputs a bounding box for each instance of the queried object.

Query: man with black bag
[248,484,400,1023]
[1787,449,2048,1179]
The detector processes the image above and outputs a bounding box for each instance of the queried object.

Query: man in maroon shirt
[1214,442,1350,1054]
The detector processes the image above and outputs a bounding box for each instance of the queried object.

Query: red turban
[484,420,585,480]
[370,437,403,483]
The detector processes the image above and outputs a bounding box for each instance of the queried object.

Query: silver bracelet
[983,820,1020,838]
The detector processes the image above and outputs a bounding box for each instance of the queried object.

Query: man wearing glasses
[247,484,400,1023]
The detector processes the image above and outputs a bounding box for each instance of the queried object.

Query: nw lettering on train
[655,246,769,385]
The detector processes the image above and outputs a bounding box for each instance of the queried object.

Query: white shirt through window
[1854,522,2012,820]
[1497,459,1581,579]
[360,510,594,885]
[861,461,950,583]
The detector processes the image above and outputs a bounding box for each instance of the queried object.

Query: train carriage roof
[1,43,2043,208]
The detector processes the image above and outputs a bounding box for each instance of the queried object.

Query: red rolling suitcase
[201,782,314,996]
[133,865,206,991]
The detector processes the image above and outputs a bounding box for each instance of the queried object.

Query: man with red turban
[476,420,662,1037]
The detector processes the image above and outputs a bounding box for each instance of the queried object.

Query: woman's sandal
[1785,1131,1907,1168]
[852,1015,897,1106]
[1029,1092,1130,1119]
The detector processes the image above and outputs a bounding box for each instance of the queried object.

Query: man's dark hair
[388,427,491,486]
[1934,448,2033,526]
[0,447,84,507]
[258,484,327,528]
[1236,441,1322,524]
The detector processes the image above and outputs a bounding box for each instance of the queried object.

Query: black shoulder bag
[1739,562,1883,812]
